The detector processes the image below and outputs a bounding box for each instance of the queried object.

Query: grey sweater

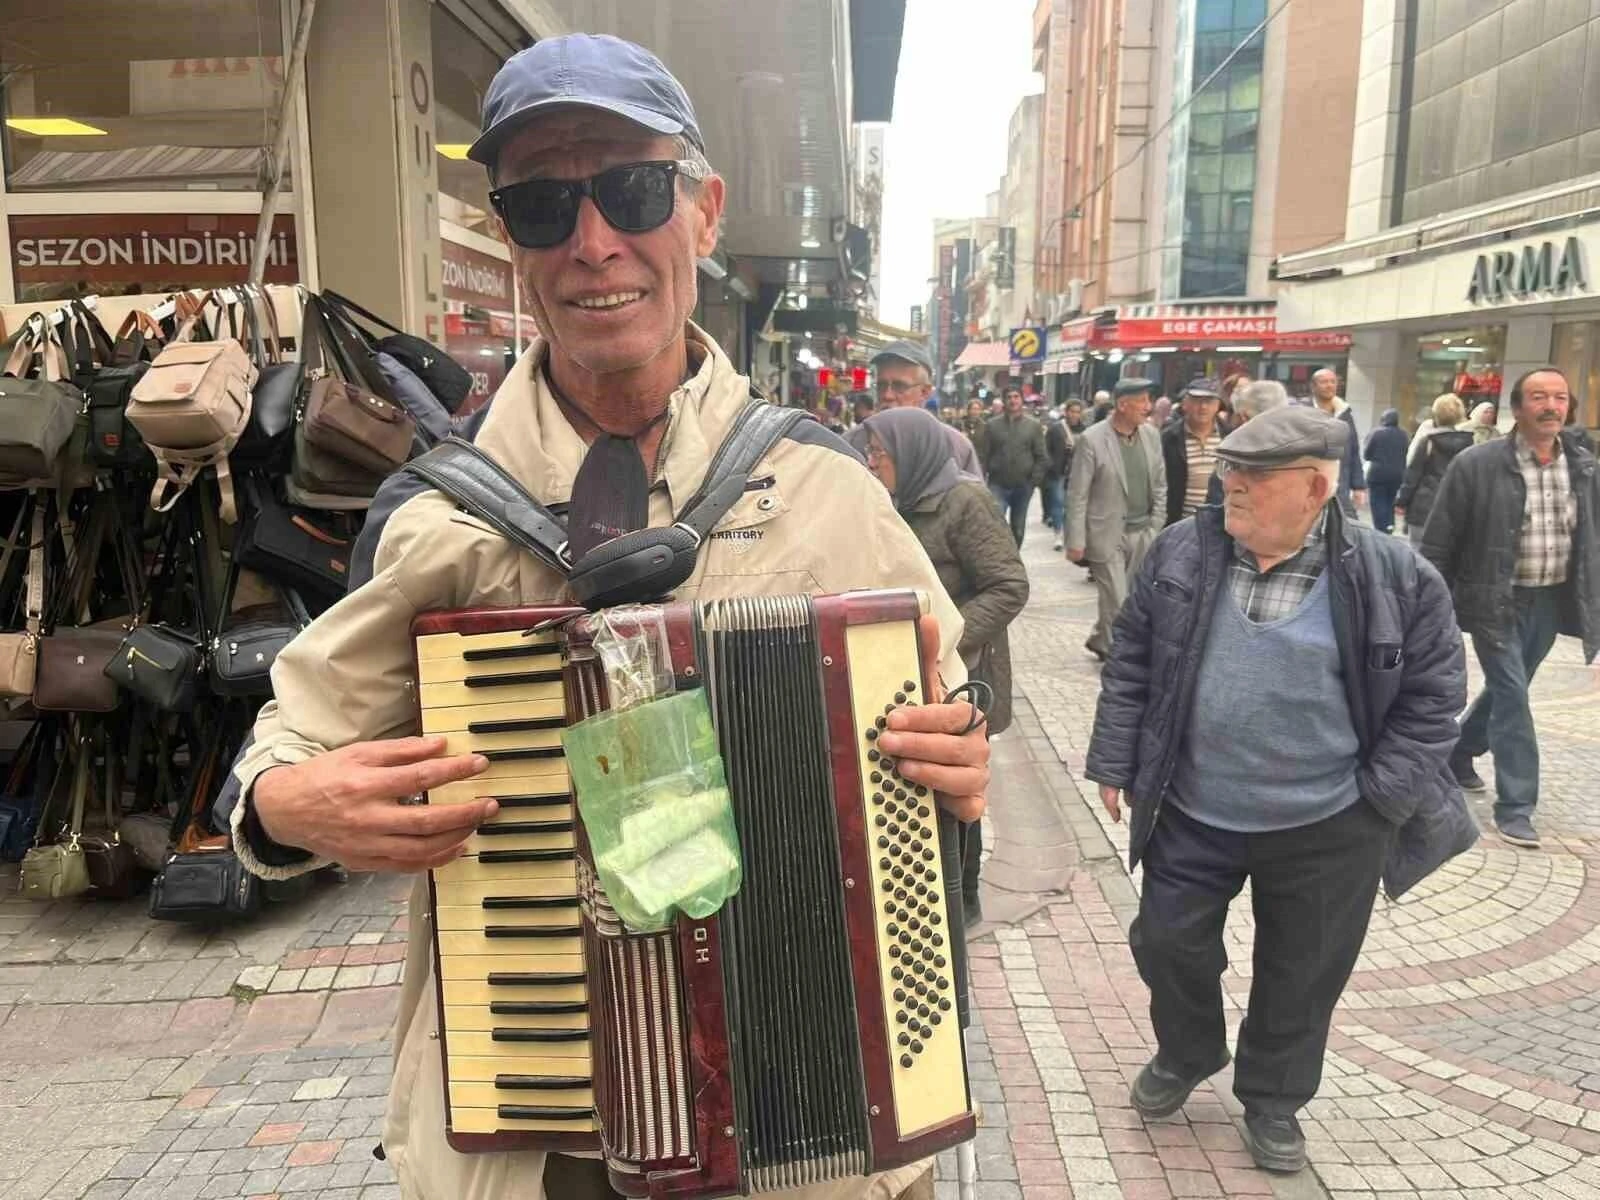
[1169,573,1361,832]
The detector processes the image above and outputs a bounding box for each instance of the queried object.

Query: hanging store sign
[1466,236,1589,305]
[10,213,298,285]
[440,238,513,310]
[1009,325,1046,362]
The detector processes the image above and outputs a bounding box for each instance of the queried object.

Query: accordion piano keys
[414,608,600,1152]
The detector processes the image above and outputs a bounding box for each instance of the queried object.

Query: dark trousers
[1039,476,1065,532]
[988,482,1032,547]
[1368,483,1399,533]
[1130,800,1392,1116]
[960,818,982,901]
[1457,585,1561,824]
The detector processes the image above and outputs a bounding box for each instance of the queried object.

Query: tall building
[926,215,999,387]
[1275,0,1600,431]
[999,93,1043,334]
[1032,0,1364,399]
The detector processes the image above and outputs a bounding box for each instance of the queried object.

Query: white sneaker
[1053,538,1064,552]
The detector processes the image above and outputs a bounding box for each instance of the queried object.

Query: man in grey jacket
[1066,378,1166,661]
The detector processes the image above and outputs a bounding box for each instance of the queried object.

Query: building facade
[0,0,900,396]
[1276,0,1600,433]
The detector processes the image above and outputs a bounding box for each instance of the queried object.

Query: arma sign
[1467,236,1589,305]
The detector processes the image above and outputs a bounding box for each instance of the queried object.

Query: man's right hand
[1067,547,1086,563]
[1098,783,1123,823]
[251,737,494,873]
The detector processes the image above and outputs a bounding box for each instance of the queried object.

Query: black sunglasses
[490,160,700,250]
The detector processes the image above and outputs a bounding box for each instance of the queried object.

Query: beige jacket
[1064,417,1166,562]
[231,325,965,1200]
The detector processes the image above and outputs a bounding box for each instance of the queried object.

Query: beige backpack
[127,294,257,522]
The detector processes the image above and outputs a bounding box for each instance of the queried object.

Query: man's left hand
[877,614,988,823]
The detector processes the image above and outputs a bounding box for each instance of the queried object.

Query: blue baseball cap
[469,34,705,168]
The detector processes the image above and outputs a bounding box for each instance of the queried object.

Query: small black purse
[105,624,205,711]
[234,287,303,467]
[149,846,260,921]
[234,478,353,602]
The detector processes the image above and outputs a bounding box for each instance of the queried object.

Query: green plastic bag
[562,689,742,932]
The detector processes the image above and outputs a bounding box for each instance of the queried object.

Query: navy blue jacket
[1086,504,1477,899]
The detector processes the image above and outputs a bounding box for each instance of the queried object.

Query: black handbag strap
[399,400,803,575]
[321,288,405,340]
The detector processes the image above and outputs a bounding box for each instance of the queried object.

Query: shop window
[1551,320,1600,429]
[0,1,287,193]
[1398,326,1507,428]
[433,4,507,237]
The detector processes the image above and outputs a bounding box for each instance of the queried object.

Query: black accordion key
[497,1105,594,1120]
[482,746,564,762]
[476,848,574,865]
[481,895,579,910]
[483,924,582,939]
[465,669,563,688]
[490,1000,589,1016]
[487,971,587,987]
[463,644,558,663]
[492,1027,590,1043]
[495,1074,592,1089]
[476,820,575,837]
[492,792,573,809]
[468,715,567,734]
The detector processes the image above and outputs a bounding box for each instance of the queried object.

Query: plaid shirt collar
[1228,506,1333,624]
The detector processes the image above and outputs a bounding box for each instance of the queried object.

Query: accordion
[413,590,976,1196]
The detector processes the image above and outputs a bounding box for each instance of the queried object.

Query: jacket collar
[472,322,748,515]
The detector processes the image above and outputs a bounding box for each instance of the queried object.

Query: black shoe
[963,895,983,927]
[1450,754,1486,792]
[1129,1054,1228,1119]
[1242,1110,1307,1173]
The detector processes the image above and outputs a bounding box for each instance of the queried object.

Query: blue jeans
[989,482,1033,547]
[1457,586,1561,825]
[1040,476,1065,532]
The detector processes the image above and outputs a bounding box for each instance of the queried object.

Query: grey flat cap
[871,339,934,375]
[1114,377,1156,398]
[1182,375,1222,398]
[1217,404,1347,467]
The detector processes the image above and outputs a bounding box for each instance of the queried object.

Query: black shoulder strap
[399,399,804,577]
[399,437,573,574]
[676,403,805,540]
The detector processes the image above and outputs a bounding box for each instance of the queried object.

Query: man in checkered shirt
[1084,405,1473,1175]
[1423,367,1600,850]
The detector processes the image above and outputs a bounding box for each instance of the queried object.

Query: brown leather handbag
[80,729,140,898]
[303,375,417,475]
[32,493,135,714]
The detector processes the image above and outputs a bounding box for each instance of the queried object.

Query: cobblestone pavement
[8,506,1600,1200]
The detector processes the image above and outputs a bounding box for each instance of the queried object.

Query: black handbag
[235,287,302,466]
[210,540,309,698]
[319,289,472,413]
[235,479,352,602]
[85,361,151,469]
[105,624,204,711]
[149,846,260,921]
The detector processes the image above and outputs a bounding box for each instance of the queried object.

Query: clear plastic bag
[563,688,742,932]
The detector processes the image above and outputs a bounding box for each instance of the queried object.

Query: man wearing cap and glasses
[856,340,983,479]
[1086,406,1474,1175]
[226,34,989,1200]
[1161,376,1227,528]
[1065,378,1167,661]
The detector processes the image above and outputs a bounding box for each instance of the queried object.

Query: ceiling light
[800,237,822,249]
[6,117,107,136]
[437,143,472,160]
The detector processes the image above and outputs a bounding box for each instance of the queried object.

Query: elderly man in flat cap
[1087,406,1474,1174]
[854,339,984,478]
[1066,377,1167,661]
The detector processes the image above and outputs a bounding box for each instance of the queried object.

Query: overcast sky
[878,0,1043,329]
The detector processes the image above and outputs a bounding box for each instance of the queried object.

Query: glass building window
[1552,321,1600,429]
[433,4,510,236]
[1397,326,1508,428]
[0,1,288,192]
[1177,0,1262,297]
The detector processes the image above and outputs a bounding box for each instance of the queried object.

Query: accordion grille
[700,595,870,1192]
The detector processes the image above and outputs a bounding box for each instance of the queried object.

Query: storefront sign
[1009,326,1046,362]
[1466,236,1589,305]
[440,238,513,309]
[10,213,298,284]
[1104,315,1351,352]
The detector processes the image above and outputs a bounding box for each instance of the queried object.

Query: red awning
[1063,303,1351,353]
[953,340,1013,369]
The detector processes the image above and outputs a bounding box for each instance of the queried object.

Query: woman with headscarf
[1362,408,1410,533]
[1396,392,1473,546]
[1471,401,1500,445]
[862,407,1028,929]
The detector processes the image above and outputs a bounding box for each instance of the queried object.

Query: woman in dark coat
[1362,408,1410,533]
[1397,393,1473,547]
[863,406,1028,927]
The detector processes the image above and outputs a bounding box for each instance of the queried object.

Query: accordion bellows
[413,591,976,1198]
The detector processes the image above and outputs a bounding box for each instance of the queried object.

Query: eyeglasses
[876,378,924,397]
[866,445,890,463]
[1216,461,1320,482]
[490,160,703,250]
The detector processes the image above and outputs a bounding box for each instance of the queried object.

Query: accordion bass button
[900,1054,914,1069]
